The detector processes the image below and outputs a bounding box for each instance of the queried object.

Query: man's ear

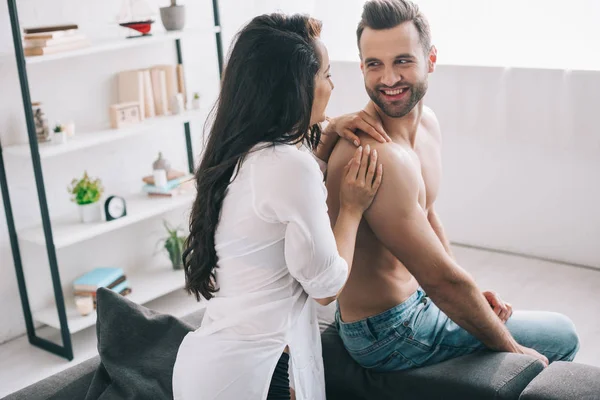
[428,45,437,73]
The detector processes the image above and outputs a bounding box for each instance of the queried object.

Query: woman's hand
[340,145,383,215]
[328,110,391,146]
[314,110,390,163]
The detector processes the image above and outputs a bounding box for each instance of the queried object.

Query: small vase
[53,131,67,144]
[160,5,186,31]
[78,202,102,223]
[168,246,183,270]
[32,102,51,143]
[191,97,201,110]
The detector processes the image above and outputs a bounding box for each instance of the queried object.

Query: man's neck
[367,101,423,148]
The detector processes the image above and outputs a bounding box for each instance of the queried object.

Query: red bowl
[119,20,154,35]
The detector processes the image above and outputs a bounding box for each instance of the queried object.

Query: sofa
[4,289,600,400]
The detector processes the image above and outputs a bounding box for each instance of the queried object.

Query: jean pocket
[338,322,378,355]
[409,298,431,335]
[403,298,436,352]
[372,351,415,372]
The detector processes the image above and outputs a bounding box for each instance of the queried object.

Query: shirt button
[403,321,409,327]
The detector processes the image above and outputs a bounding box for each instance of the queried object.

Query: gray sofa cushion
[322,325,545,400]
[2,298,207,400]
[83,288,196,400]
[519,361,600,400]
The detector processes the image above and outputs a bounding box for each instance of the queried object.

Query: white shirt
[172,143,348,400]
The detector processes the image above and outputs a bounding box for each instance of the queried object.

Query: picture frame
[109,101,142,129]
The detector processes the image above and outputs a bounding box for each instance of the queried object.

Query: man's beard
[366,79,428,118]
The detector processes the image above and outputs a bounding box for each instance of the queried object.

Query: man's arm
[363,144,522,354]
[427,208,454,258]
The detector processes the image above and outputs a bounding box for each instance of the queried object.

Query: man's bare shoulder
[329,138,421,202]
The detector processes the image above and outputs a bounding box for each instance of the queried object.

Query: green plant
[53,123,64,133]
[67,171,104,205]
[193,92,200,100]
[160,220,187,269]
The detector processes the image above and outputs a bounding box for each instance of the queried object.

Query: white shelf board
[23,27,221,65]
[3,108,206,159]
[19,192,194,248]
[33,266,195,333]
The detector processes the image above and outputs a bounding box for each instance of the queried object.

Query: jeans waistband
[336,288,426,337]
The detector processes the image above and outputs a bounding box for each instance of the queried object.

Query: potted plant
[191,92,201,110]
[53,123,67,144]
[67,171,104,223]
[159,220,187,270]
[160,0,186,31]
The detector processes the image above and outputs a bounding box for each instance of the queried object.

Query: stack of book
[73,267,131,309]
[117,63,187,119]
[22,24,91,57]
[142,170,194,197]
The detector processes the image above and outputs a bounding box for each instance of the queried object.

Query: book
[177,64,187,106]
[147,192,178,198]
[143,180,183,194]
[24,30,78,40]
[73,267,124,292]
[118,69,146,120]
[23,24,78,34]
[24,39,91,56]
[24,34,87,48]
[150,68,168,116]
[142,170,188,185]
[74,279,131,298]
[154,65,178,112]
[142,69,156,118]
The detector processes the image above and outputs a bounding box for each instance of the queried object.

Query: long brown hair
[183,14,324,301]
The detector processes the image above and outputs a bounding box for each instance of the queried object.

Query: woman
[173,13,383,400]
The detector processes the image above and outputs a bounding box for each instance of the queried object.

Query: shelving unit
[3,108,206,159]
[35,266,190,333]
[0,0,224,360]
[20,193,195,248]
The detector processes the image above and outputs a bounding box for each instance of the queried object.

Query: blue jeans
[335,288,580,372]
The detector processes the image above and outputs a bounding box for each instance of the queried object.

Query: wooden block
[109,102,142,129]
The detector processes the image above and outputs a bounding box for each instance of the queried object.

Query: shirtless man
[321,0,579,371]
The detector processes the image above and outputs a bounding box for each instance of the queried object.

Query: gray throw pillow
[84,287,194,400]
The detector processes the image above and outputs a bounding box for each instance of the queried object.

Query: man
[322,0,579,371]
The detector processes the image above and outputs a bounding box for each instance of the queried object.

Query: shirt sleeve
[252,148,348,299]
[311,153,328,175]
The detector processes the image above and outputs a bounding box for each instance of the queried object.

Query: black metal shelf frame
[0,0,224,360]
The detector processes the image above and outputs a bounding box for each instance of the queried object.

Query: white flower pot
[191,97,201,110]
[78,202,102,223]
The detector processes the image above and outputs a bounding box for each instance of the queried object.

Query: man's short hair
[357,0,432,55]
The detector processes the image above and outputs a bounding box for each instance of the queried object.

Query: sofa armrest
[322,326,544,400]
[519,361,600,400]
[2,356,99,400]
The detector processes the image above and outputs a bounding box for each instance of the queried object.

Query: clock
[104,195,127,222]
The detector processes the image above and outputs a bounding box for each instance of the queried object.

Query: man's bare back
[326,103,445,322]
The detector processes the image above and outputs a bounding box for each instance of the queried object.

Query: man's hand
[328,110,391,146]
[517,345,549,367]
[483,291,513,323]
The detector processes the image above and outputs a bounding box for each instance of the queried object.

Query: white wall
[2,0,599,346]
[325,61,600,268]
[0,0,220,344]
